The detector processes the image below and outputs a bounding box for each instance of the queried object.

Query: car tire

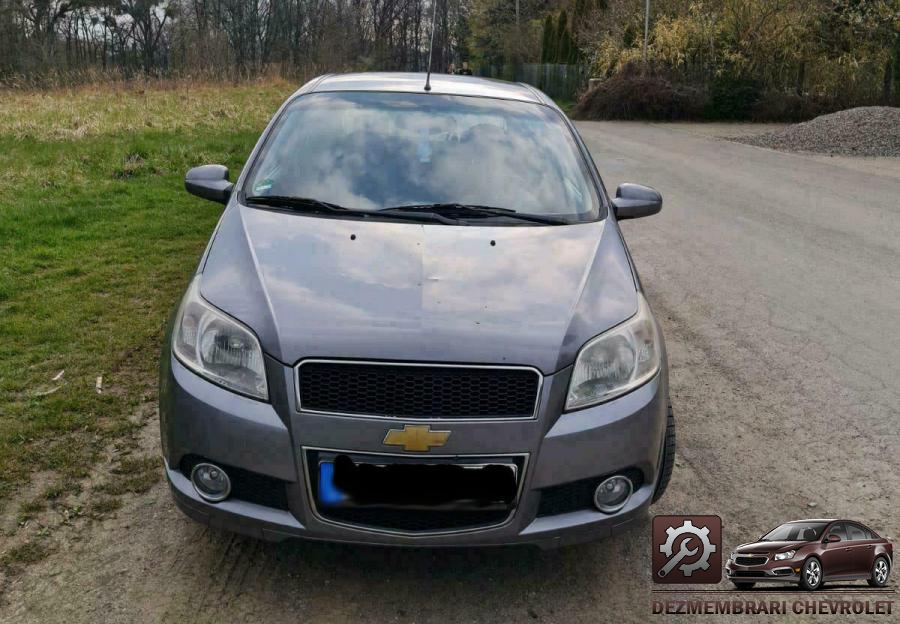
[867,557,890,587]
[799,557,824,591]
[652,400,676,503]
[732,582,755,590]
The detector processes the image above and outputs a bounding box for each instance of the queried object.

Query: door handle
[845,547,852,551]
[868,545,874,549]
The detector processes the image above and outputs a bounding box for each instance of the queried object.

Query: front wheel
[868,557,890,587]
[731,581,755,590]
[652,401,676,503]
[799,558,823,591]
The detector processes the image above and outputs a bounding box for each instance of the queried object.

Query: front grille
[536,469,644,517]
[179,455,289,511]
[297,361,540,419]
[319,507,510,532]
[735,556,769,566]
[731,571,766,577]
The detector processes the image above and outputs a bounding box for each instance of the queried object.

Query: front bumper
[160,352,668,548]
[726,559,801,583]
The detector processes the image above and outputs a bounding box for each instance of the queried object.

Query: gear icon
[659,519,717,577]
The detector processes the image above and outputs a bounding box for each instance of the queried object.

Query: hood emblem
[383,424,450,452]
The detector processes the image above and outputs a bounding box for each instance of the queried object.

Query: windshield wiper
[244,195,357,213]
[243,195,457,224]
[380,203,569,225]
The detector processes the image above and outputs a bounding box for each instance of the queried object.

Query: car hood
[198,205,638,374]
[735,541,806,553]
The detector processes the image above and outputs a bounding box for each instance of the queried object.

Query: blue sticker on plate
[318,462,346,505]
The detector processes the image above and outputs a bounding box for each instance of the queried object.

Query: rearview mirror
[185,164,233,204]
[825,534,842,543]
[612,183,662,220]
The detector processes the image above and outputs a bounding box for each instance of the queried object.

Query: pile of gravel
[737,106,900,156]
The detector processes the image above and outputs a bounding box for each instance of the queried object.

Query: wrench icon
[657,538,698,578]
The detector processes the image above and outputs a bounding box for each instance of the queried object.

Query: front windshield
[243,91,599,221]
[760,522,829,542]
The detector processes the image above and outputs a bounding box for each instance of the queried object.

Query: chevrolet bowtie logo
[383,424,450,452]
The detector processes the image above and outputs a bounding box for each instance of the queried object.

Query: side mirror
[825,534,842,543]
[185,164,233,204]
[612,183,662,220]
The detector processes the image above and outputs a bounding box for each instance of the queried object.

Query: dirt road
[2,122,898,623]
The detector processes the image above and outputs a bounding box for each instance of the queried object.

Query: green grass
[97,456,161,495]
[88,496,123,518]
[0,80,295,509]
[552,98,575,117]
[42,479,82,500]
[1,539,52,568]
[16,498,46,524]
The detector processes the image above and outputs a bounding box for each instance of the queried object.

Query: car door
[846,523,877,576]
[819,522,854,578]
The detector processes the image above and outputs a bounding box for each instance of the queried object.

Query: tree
[567,31,581,64]
[556,9,568,64]
[893,31,900,104]
[573,0,586,24]
[540,13,554,62]
[0,0,895,103]
[467,0,543,66]
[118,0,176,74]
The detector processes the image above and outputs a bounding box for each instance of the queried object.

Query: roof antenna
[424,0,439,91]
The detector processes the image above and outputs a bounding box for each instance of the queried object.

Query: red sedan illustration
[726,519,893,590]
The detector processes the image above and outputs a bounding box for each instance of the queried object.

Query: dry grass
[0,77,296,197]
[0,77,295,142]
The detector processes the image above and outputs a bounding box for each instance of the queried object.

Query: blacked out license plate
[317,454,518,509]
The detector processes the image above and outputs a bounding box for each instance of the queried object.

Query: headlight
[565,293,660,410]
[774,550,796,561]
[172,277,268,400]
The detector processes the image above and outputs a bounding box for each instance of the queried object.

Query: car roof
[787,519,838,523]
[295,72,555,107]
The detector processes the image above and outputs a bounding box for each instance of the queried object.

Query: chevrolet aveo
[727,519,893,590]
[159,72,674,548]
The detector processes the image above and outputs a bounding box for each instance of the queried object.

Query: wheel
[732,581,755,590]
[652,400,676,503]
[799,557,823,591]
[868,557,890,587]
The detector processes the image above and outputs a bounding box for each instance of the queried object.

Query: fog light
[593,475,633,513]
[191,462,231,502]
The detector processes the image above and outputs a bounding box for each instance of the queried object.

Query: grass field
[0,79,296,517]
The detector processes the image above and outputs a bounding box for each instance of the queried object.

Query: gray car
[159,72,674,548]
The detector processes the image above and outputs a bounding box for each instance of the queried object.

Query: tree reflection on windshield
[245,91,599,223]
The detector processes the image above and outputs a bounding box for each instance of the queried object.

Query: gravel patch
[734,106,900,156]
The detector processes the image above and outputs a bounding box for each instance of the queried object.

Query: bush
[573,64,848,122]
[707,74,761,120]
[749,91,840,123]
[572,71,708,121]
